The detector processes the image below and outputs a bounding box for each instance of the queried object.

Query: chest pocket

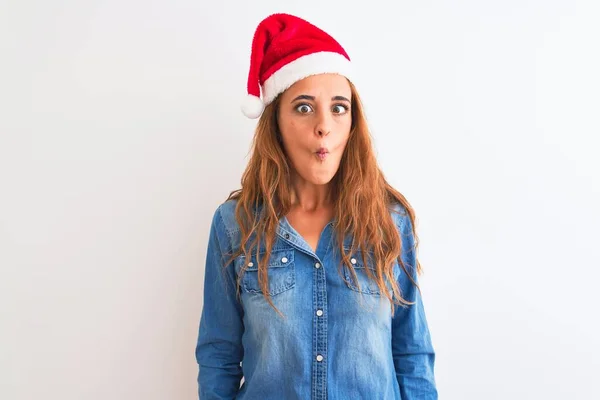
[342,250,381,295]
[234,249,295,296]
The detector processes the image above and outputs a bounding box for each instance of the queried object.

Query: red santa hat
[241,13,354,119]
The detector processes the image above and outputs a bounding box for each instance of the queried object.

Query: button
[284,233,290,239]
[281,257,288,263]
[316,354,324,362]
[247,262,254,267]
[350,258,357,265]
[315,262,321,269]
[316,309,323,316]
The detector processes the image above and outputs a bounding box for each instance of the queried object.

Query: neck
[289,176,334,212]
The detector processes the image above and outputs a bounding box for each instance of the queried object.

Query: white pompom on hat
[241,13,354,119]
[241,93,265,119]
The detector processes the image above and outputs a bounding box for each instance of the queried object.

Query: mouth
[315,147,330,161]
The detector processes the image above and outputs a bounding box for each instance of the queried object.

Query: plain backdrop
[1,1,599,399]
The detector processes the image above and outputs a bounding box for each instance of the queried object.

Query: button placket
[312,256,327,399]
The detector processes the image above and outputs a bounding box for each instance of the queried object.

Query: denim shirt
[195,199,437,399]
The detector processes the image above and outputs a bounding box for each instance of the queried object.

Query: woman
[195,13,437,400]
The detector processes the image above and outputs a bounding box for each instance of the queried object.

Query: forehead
[282,73,351,99]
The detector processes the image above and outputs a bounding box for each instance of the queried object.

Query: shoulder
[211,197,267,254]
[388,200,411,230]
[388,200,417,257]
[211,198,240,237]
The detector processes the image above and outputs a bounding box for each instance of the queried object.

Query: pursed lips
[315,147,329,161]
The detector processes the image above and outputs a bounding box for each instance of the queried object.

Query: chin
[294,162,340,185]
[311,178,333,186]
[307,172,337,185]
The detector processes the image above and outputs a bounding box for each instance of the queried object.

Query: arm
[392,212,438,399]
[195,207,244,399]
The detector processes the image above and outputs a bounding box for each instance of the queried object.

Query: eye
[295,103,313,114]
[332,104,349,114]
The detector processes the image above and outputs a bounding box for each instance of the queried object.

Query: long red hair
[225,80,422,318]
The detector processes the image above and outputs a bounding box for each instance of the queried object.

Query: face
[277,73,352,186]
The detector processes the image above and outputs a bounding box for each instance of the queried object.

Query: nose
[314,113,332,138]
[316,128,330,137]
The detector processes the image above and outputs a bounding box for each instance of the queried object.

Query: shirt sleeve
[195,207,244,399]
[391,211,438,399]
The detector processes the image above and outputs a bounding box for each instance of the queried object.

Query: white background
[1,1,599,399]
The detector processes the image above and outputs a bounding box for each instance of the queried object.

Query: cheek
[339,116,352,135]
[335,121,352,150]
[280,120,309,152]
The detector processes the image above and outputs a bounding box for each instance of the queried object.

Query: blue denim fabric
[195,199,437,399]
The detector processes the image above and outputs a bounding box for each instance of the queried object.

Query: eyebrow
[291,95,351,103]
